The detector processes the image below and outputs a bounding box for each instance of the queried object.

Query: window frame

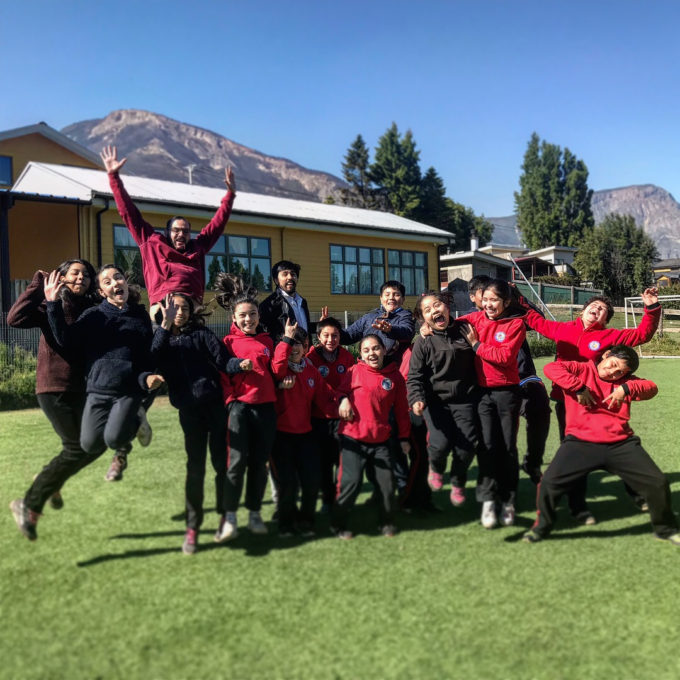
[330,243,385,295]
[387,248,428,296]
[0,155,13,186]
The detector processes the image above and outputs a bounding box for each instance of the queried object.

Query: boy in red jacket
[331,335,411,539]
[271,325,347,537]
[523,345,679,545]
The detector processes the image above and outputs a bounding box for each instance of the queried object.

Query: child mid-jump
[524,345,679,546]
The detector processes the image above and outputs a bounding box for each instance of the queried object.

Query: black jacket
[407,321,477,406]
[259,288,315,344]
[151,325,242,410]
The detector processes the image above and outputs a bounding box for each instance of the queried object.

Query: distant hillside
[62,109,346,202]
[488,185,680,258]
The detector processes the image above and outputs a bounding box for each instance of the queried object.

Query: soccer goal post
[624,294,680,359]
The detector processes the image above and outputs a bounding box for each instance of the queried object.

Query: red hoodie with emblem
[543,359,657,443]
[337,360,410,444]
[306,345,355,418]
[456,311,525,387]
[221,323,286,405]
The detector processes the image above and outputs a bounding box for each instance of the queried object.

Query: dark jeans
[476,386,521,505]
[423,400,478,487]
[270,431,320,531]
[400,412,432,510]
[332,435,395,531]
[533,436,678,538]
[312,417,340,507]
[80,393,142,456]
[179,399,227,530]
[519,380,551,468]
[224,401,276,513]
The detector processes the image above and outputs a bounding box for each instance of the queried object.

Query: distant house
[652,258,680,287]
[439,236,514,290]
[1,123,451,314]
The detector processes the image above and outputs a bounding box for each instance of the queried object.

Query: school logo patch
[263,347,271,357]
[588,340,601,351]
[307,378,315,388]
[494,331,506,342]
[337,365,346,374]
[318,365,329,377]
[381,378,393,391]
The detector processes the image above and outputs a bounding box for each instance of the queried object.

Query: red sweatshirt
[337,361,411,444]
[274,341,341,433]
[221,324,284,405]
[543,359,657,443]
[306,345,355,418]
[523,304,660,400]
[108,172,235,305]
[457,311,526,387]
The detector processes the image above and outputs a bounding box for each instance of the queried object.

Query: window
[114,225,147,287]
[0,156,12,186]
[330,245,384,295]
[206,235,271,292]
[387,249,428,296]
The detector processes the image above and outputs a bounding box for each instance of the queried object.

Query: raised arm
[605,293,660,347]
[6,270,49,328]
[192,167,237,252]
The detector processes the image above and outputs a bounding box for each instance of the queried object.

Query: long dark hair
[56,258,98,305]
[213,272,259,312]
[169,292,210,332]
[97,264,142,305]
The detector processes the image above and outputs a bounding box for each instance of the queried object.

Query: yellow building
[2,125,450,318]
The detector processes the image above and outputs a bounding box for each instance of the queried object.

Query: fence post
[570,285,575,305]
[344,310,349,327]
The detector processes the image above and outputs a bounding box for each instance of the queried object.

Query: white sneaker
[214,514,238,542]
[481,500,498,529]
[500,502,515,526]
[247,511,268,535]
[136,407,152,447]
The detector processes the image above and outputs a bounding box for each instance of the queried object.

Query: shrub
[0,371,37,410]
[527,334,556,358]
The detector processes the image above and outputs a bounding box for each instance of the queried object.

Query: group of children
[8,260,680,553]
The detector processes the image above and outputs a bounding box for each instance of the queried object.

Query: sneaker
[481,500,497,529]
[574,510,597,526]
[634,497,650,513]
[450,486,466,507]
[182,528,198,555]
[380,524,398,537]
[48,490,64,510]
[297,522,316,538]
[247,511,268,535]
[427,469,444,491]
[136,407,152,447]
[105,451,128,482]
[658,533,680,546]
[500,502,516,527]
[331,526,354,540]
[9,499,39,541]
[214,514,238,542]
[279,528,296,538]
[521,457,543,485]
[522,529,542,544]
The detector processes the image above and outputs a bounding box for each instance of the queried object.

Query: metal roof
[11,162,452,241]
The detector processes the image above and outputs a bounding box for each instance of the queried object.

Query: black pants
[519,380,551,468]
[225,401,276,513]
[24,392,135,514]
[270,431,320,531]
[312,417,340,507]
[533,436,678,538]
[400,412,432,510]
[179,399,227,530]
[423,400,477,487]
[80,393,141,456]
[332,435,395,531]
[476,386,521,505]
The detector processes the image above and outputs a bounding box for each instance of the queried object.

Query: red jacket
[109,172,235,305]
[221,324,284,405]
[274,341,341,433]
[543,359,657,443]
[457,311,525,387]
[524,304,660,400]
[306,345,355,418]
[337,361,410,444]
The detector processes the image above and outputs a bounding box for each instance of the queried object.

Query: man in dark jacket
[259,261,318,344]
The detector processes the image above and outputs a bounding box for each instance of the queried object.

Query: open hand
[224,167,236,193]
[640,287,658,306]
[43,270,65,302]
[100,145,127,174]
[160,294,177,330]
[372,314,392,334]
[576,387,597,407]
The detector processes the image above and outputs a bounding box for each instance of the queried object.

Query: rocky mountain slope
[62,109,345,202]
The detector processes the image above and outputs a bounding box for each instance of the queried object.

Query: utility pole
[185,164,196,185]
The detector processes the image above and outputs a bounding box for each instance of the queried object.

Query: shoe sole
[214,529,239,543]
[9,500,37,541]
[248,526,268,535]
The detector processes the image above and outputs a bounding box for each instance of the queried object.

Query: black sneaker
[574,510,597,526]
[105,451,128,482]
[522,530,542,544]
[9,499,39,541]
[330,526,354,540]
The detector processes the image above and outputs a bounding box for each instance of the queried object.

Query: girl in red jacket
[270,325,346,536]
[458,279,526,529]
[331,334,411,539]
[213,274,287,542]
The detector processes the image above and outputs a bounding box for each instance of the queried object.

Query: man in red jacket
[523,345,679,545]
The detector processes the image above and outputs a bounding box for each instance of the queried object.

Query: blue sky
[3,0,680,216]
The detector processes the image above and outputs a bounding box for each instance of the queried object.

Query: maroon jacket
[7,271,92,394]
[544,359,657,443]
[108,172,235,304]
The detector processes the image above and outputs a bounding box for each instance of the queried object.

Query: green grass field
[2,358,680,680]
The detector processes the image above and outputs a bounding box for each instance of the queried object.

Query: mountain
[61,109,346,202]
[488,185,680,258]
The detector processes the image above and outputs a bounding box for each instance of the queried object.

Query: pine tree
[339,134,376,209]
